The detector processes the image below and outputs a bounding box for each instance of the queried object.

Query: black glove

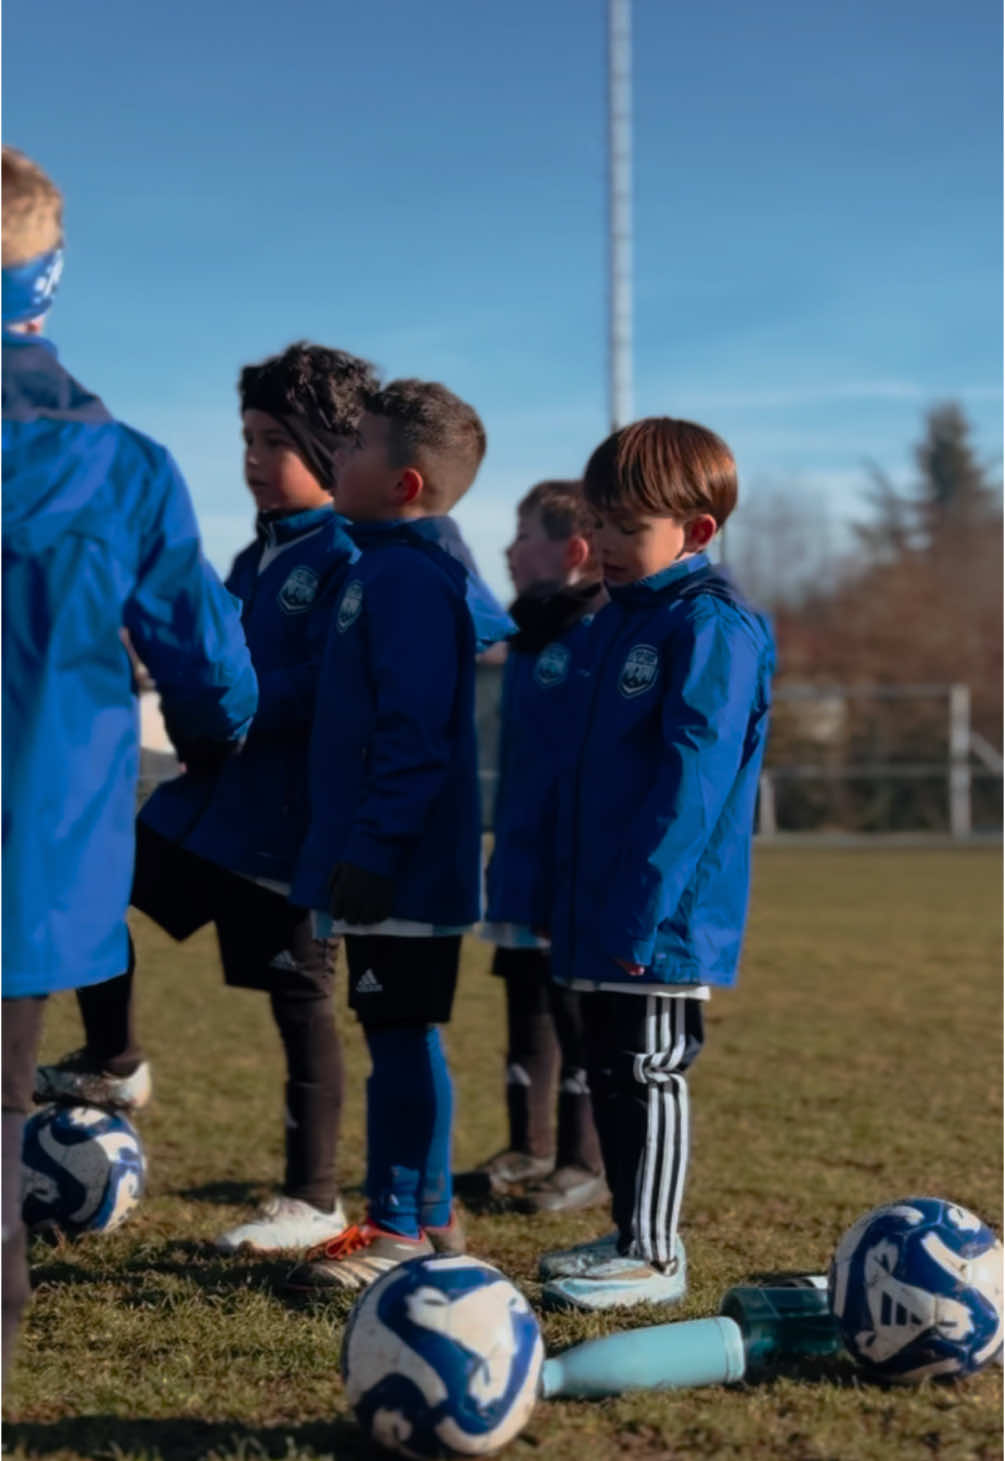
[329,862,395,925]
[173,735,245,776]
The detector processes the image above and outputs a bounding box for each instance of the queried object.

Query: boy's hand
[329,862,395,925]
[174,735,244,776]
[614,957,647,978]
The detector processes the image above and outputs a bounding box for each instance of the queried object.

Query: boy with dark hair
[2,146,257,1371]
[37,341,377,1255]
[284,379,513,1293]
[457,480,608,1214]
[538,417,775,1311]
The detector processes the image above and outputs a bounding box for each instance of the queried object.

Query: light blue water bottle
[539,1316,747,1398]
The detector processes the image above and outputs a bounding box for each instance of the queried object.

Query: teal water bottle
[719,1274,843,1374]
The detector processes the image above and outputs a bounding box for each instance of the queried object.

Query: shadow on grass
[4,1414,371,1461]
[29,1244,292,1299]
[173,1180,263,1206]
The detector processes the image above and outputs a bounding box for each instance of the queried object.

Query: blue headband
[2,246,64,324]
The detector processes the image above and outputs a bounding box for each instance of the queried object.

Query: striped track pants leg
[630,996,693,1268]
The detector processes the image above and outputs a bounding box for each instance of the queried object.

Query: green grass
[5,848,1002,1461]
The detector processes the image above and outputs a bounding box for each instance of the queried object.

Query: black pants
[580,991,705,1267]
[2,995,46,1380]
[75,824,344,1210]
[492,947,602,1171]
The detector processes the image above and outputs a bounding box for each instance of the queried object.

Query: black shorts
[131,822,336,997]
[345,933,462,1027]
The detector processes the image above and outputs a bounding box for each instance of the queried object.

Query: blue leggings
[363,1024,453,1236]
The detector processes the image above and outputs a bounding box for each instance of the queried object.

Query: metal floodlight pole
[608,0,634,431]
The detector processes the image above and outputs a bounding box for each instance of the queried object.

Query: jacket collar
[256,505,344,548]
[607,552,712,607]
[346,515,515,652]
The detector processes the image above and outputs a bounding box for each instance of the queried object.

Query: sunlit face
[505,508,575,594]
[241,410,332,513]
[331,412,403,521]
[592,508,694,585]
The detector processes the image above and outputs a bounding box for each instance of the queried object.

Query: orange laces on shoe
[308,1221,377,1263]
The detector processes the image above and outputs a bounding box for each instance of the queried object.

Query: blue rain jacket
[549,554,775,990]
[485,588,608,930]
[2,334,257,996]
[291,516,514,924]
[141,506,360,882]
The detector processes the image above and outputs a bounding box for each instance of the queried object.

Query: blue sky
[5,0,1001,599]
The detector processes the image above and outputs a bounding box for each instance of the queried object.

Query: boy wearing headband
[2,146,257,1372]
[37,342,376,1256]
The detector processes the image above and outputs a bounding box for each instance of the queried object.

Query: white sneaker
[542,1239,687,1312]
[35,1049,152,1112]
[538,1230,621,1280]
[214,1194,348,1254]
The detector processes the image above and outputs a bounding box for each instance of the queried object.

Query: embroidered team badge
[336,579,364,633]
[277,566,319,615]
[619,643,660,698]
[534,642,570,688]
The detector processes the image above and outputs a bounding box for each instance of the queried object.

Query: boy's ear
[685,514,718,551]
[395,467,424,505]
[564,534,591,573]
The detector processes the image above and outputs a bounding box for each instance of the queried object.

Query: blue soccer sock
[419,1026,454,1229]
[364,1025,453,1238]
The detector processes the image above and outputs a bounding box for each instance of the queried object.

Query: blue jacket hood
[348,516,515,653]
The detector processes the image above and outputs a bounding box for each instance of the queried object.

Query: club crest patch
[619,643,660,698]
[277,566,320,615]
[534,642,570,689]
[336,579,364,633]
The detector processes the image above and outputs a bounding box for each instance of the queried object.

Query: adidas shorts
[131,823,336,996]
[345,933,462,1026]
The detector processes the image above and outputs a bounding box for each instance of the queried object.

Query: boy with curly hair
[37,341,376,1256]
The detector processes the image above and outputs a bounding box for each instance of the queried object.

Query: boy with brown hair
[537,418,775,1311]
[458,480,608,1214]
[2,146,257,1369]
[285,379,513,1293]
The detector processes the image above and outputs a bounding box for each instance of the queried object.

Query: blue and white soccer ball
[341,1253,544,1458]
[22,1105,147,1237]
[828,1197,1003,1382]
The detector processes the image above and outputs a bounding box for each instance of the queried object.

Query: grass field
[4,848,1002,1461]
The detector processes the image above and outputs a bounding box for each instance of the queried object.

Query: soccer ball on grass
[341,1253,544,1458]
[828,1197,1003,1381]
[22,1104,146,1237]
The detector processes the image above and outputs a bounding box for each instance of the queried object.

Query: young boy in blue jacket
[37,341,377,1255]
[459,480,608,1214]
[538,418,775,1312]
[285,379,513,1293]
[1,146,257,1373]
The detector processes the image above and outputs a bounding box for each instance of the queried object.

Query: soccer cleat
[517,1165,609,1215]
[424,1205,467,1255]
[214,1194,349,1254]
[284,1220,433,1294]
[541,1238,687,1312]
[538,1231,622,1280]
[34,1049,152,1112]
[453,1149,554,1199]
